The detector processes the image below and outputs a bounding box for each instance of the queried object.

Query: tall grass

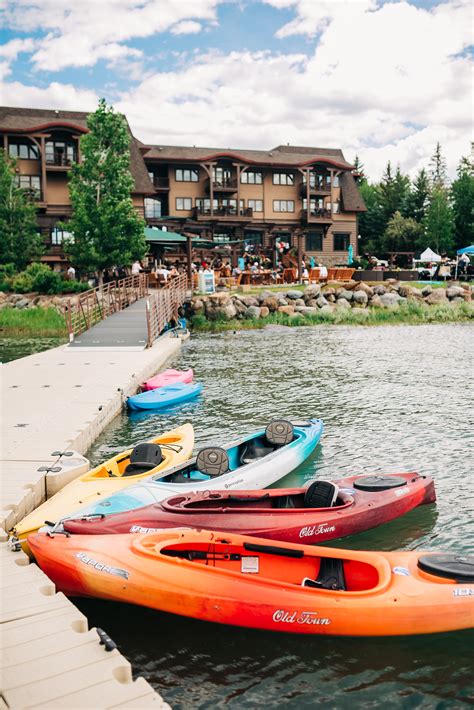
[190,301,474,333]
[0,307,67,337]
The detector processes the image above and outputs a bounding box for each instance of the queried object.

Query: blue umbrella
[347,244,354,265]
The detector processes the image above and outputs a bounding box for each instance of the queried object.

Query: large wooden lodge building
[0,106,366,268]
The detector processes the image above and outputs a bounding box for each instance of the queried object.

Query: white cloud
[265,0,378,39]
[0,37,36,78]
[171,20,202,35]
[1,80,99,111]
[1,0,222,72]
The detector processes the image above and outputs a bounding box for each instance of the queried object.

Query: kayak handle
[161,444,184,453]
[243,542,304,558]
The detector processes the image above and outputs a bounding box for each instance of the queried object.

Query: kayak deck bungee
[58,419,324,522]
[11,423,194,552]
[28,528,474,637]
[143,368,194,391]
[127,382,202,411]
[63,472,436,541]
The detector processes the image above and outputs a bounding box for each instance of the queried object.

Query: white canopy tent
[414,247,442,262]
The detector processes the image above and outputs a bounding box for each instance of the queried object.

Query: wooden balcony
[300,183,331,197]
[152,177,170,190]
[206,177,238,194]
[192,206,253,221]
[300,208,332,224]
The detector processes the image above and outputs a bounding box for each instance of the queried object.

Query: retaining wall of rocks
[0,292,79,312]
[188,280,472,321]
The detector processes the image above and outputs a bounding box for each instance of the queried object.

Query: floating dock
[1,332,184,708]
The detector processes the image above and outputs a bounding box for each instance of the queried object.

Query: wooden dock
[1,331,184,708]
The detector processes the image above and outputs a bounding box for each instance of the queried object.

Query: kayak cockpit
[84,436,184,480]
[146,537,387,593]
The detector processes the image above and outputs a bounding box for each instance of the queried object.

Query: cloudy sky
[0,0,472,180]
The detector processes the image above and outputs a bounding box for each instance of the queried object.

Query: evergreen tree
[379,162,410,223]
[451,156,474,250]
[403,168,430,223]
[352,155,365,184]
[423,185,454,253]
[64,99,146,282]
[381,211,424,254]
[358,181,386,254]
[0,149,43,270]
[429,142,448,187]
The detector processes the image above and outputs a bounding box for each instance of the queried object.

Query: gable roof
[0,106,154,195]
[340,172,366,212]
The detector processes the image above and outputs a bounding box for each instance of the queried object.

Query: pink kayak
[143,368,194,391]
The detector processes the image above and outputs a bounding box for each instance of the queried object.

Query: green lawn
[0,307,68,337]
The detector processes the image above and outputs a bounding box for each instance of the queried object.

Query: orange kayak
[29,529,474,637]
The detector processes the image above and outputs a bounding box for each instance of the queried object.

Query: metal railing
[145,274,188,347]
[64,273,149,338]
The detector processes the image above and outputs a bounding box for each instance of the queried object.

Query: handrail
[64,273,149,338]
[145,274,188,347]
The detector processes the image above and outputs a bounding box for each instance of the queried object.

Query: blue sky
[0,0,472,178]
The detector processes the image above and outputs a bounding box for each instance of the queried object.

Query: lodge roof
[0,106,154,195]
[340,172,366,212]
[142,143,354,170]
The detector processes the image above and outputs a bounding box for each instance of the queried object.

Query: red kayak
[143,368,193,391]
[63,472,436,544]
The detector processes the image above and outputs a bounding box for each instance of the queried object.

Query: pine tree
[379,162,410,223]
[358,181,386,254]
[403,168,430,223]
[0,149,43,270]
[423,185,454,253]
[451,156,474,250]
[429,142,448,187]
[352,155,365,184]
[64,99,146,282]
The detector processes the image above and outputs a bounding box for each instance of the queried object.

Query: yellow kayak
[12,423,194,554]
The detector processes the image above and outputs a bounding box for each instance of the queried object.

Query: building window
[273,200,295,212]
[213,167,233,186]
[50,227,73,245]
[144,198,162,218]
[241,170,263,184]
[248,199,263,212]
[333,233,351,251]
[273,173,294,185]
[244,231,263,245]
[175,168,199,182]
[303,172,331,190]
[45,140,77,166]
[306,231,323,251]
[176,197,192,211]
[14,174,41,199]
[8,140,39,160]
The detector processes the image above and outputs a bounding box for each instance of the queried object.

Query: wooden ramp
[68,299,149,350]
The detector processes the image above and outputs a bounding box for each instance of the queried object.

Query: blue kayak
[128,382,203,411]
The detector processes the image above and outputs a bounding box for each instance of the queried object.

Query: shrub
[12,271,34,293]
[27,263,63,294]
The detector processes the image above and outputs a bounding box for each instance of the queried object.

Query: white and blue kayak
[128,382,203,411]
[57,419,323,523]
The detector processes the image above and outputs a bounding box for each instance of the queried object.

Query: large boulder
[342,280,358,291]
[303,285,321,300]
[425,289,448,304]
[336,298,351,309]
[241,296,260,307]
[373,285,386,295]
[260,306,270,318]
[192,298,205,314]
[380,292,401,308]
[257,290,274,303]
[297,306,318,316]
[337,288,353,301]
[446,286,465,299]
[326,294,336,302]
[398,285,414,298]
[15,298,30,309]
[369,294,383,308]
[278,305,295,315]
[294,298,305,306]
[355,282,374,298]
[353,290,368,306]
[306,299,319,307]
[285,290,303,300]
[233,298,247,316]
[421,285,433,297]
[385,279,400,289]
[244,305,261,319]
[316,296,328,308]
[322,287,335,297]
[319,304,336,314]
[277,298,288,307]
[262,296,279,312]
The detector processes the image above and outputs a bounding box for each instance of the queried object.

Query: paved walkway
[68,298,149,350]
[1,332,183,709]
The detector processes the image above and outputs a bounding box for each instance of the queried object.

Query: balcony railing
[207,177,238,192]
[193,206,253,220]
[152,176,170,189]
[45,154,75,167]
[301,208,332,223]
[300,182,332,197]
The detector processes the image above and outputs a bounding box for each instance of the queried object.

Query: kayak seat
[196,447,230,477]
[304,481,339,508]
[123,443,163,476]
[240,440,275,466]
[417,553,474,582]
[265,419,294,446]
[302,557,346,591]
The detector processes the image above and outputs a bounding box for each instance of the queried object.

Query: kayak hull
[28,528,474,637]
[63,472,436,541]
[127,382,202,411]
[11,423,194,551]
[64,419,324,521]
[143,368,193,391]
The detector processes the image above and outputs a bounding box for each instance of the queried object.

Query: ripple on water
[82,323,474,709]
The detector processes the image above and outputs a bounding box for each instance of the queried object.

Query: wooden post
[297,233,303,284]
[186,234,193,285]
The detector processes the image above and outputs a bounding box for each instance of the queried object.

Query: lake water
[0,336,65,363]
[59,323,474,707]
